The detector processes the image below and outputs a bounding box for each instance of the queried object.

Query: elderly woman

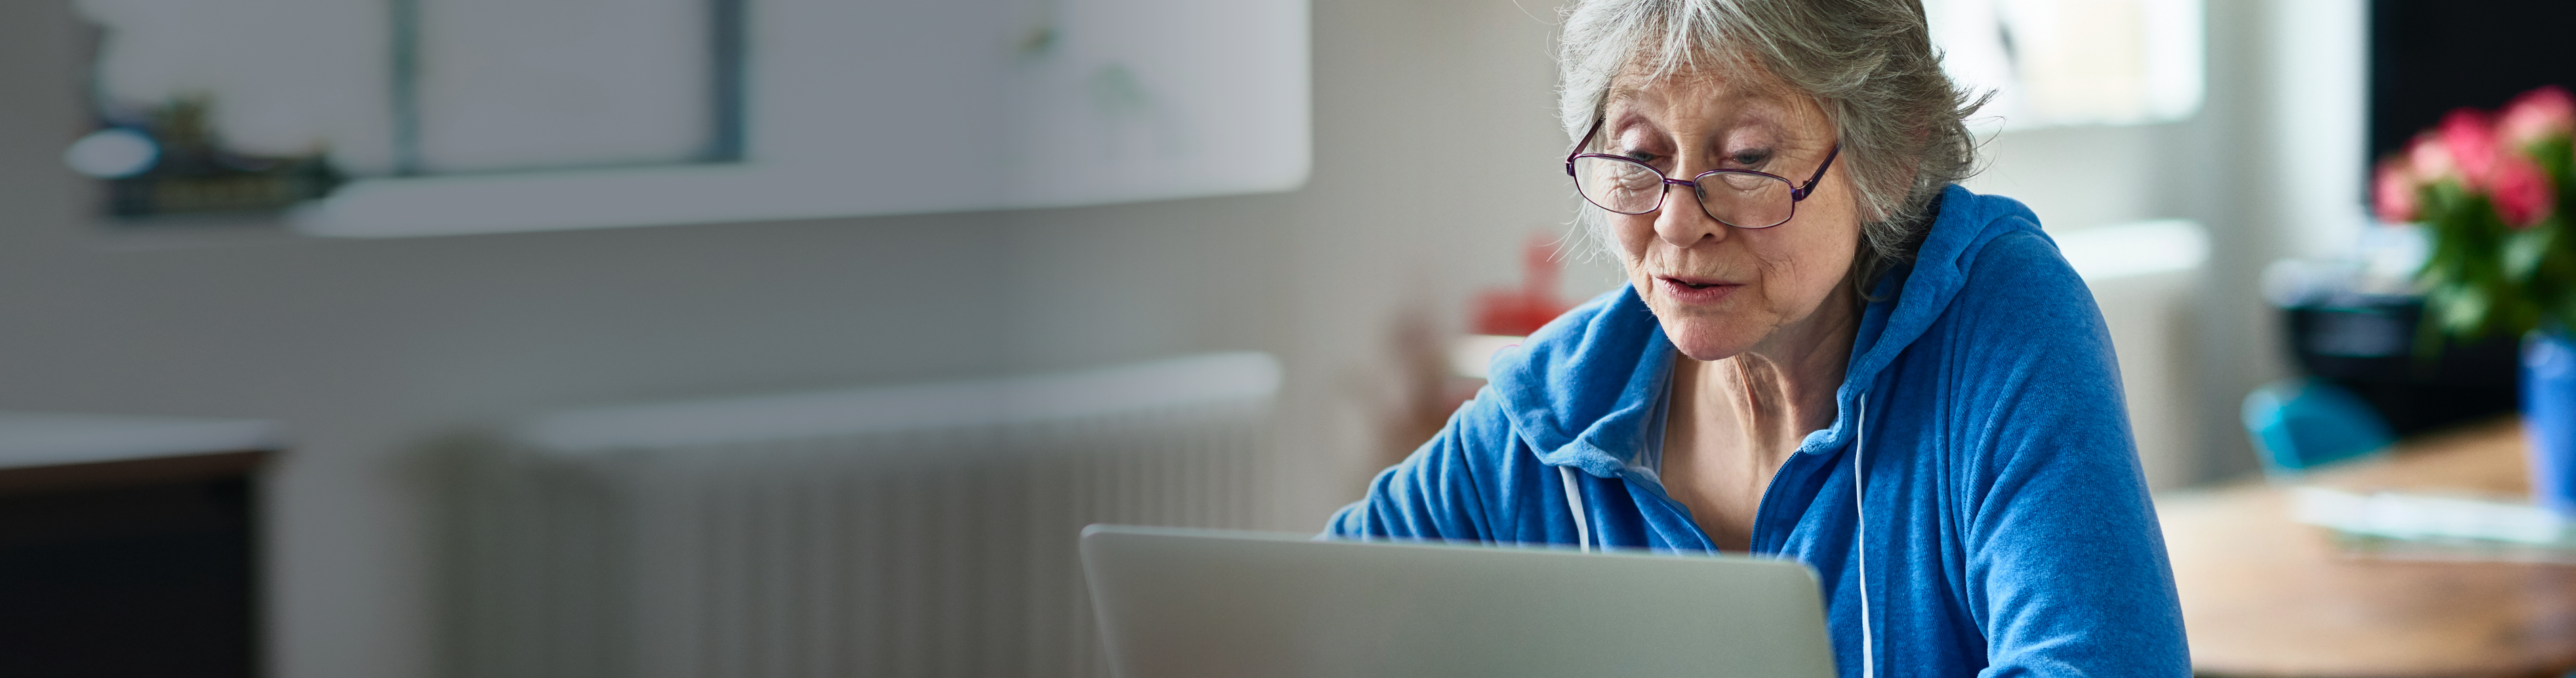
[1326,0,2189,675]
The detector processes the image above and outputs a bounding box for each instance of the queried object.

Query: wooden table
[2160,418,2576,678]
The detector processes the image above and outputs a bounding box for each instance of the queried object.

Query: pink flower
[2373,158,2419,223]
[2440,108,2502,187]
[2489,154,2556,228]
[2408,132,2457,182]
[2500,85,2576,146]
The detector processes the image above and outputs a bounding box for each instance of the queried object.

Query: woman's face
[1598,68,1861,361]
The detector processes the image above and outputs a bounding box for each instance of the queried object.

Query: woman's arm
[1323,390,1519,541]
[1952,232,2191,678]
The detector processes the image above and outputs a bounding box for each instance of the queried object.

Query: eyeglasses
[1562,118,1838,229]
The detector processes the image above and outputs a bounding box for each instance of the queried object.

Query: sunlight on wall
[1926,0,2204,129]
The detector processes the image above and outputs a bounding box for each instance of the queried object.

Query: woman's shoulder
[1932,210,2110,348]
[1887,198,2120,400]
[1891,240,2127,475]
[1962,229,2097,313]
[1887,207,2135,479]
[1489,284,1662,397]
[1480,285,1672,477]
[1883,188,2100,343]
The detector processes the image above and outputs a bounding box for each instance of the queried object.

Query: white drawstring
[1559,392,1874,675]
[1853,393,1874,678]
[1559,466,1592,552]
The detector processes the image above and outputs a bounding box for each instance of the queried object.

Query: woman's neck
[1673,285,1859,454]
[1660,284,1859,549]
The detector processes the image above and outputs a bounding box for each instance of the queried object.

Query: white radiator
[445,353,1281,678]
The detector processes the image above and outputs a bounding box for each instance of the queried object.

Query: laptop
[1079,524,1838,678]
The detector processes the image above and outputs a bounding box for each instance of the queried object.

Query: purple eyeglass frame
[1561,117,1840,228]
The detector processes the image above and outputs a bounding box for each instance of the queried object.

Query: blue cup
[2522,330,2576,515]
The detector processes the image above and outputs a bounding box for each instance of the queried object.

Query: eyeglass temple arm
[1564,118,1604,176]
[1792,144,1840,200]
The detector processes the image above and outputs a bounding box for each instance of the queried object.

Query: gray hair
[1556,0,1982,281]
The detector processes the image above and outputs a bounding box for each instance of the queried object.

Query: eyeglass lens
[1570,156,1794,228]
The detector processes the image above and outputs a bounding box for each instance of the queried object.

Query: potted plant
[2375,85,2576,513]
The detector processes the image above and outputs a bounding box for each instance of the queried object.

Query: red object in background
[2491,155,2558,228]
[1472,235,1573,336]
[2501,85,2576,146]
[2439,108,2503,188]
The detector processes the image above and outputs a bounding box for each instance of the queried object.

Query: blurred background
[1,0,2573,677]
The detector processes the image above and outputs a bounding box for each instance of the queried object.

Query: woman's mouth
[1657,275,1740,303]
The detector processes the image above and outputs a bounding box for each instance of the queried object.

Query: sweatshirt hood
[1487,184,2045,477]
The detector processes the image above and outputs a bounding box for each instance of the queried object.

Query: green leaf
[2433,285,2491,336]
[2406,174,2572,340]
[2506,228,2552,280]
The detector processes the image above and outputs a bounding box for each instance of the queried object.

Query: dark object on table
[2283,298,2518,437]
[0,470,257,677]
[0,414,279,678]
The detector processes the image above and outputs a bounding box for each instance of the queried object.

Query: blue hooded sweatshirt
[1327,186,2190,678]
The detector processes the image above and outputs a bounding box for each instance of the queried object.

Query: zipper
[1627,446,1810,554]
[1630,474,1714,553]
[1743,447,1813,554]
[1636,378,1821,555]
[1752,384,1872,553]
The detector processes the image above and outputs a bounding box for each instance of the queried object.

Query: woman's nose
[1653,184,1727,248]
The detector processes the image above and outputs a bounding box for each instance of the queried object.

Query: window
[1924,0,2204,129]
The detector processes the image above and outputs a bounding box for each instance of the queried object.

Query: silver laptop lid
[1081,525,1838,678]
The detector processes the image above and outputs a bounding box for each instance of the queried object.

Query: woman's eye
[1728,150,1773,167]
[1621,150,1660,163]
